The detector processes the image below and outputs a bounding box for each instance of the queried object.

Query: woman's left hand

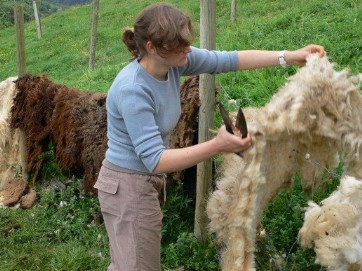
[286,44,326,66]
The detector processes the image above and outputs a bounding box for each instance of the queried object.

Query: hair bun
[122,27,138,59]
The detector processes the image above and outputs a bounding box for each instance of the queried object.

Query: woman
[94,2,325,271]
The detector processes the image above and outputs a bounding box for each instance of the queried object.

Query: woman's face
[163,46,192,67]
[159,26,192,67]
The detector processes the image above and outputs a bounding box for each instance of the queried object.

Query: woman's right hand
[153,125,252,174]
[285,44,326,66]
[214,125,252,153]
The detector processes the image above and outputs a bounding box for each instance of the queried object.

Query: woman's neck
[139,55,168,81]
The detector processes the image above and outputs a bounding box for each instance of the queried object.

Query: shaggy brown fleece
[9,74,201,195]
[49,85,107,194]
[11,75,59,181]
[10,74,107,194]
[169,76,200,181]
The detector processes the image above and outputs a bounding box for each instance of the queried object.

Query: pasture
[0,0,361,270]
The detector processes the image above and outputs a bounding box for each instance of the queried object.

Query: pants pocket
[95,166,121,215]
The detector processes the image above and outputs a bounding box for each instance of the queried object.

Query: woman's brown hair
[122,3,194,60]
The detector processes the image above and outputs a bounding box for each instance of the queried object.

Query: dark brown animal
[11,74,107,194]
[11,75,59,181]
[10,74,201,195]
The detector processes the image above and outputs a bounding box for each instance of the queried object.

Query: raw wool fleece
[299,175,362,270]
[7,74,199,195]
[169,76,200,181]
[206,54,362,271]
[0,77,27,191]
[10,74,107,194]
[11,74,60,183]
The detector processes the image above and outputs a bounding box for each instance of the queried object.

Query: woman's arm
[153,44,326,174]
[153,126,252,174]
[237,44,326,70]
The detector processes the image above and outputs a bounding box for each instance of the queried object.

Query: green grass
[0,0,361,270]
[0,180,109,271]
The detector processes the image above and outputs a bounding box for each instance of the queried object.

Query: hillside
[0,0,72,29]
[1,0,361,93]
[0,0,92,29]
[48,0,92,5]
[48,0,92,6]
[0,1,361,270]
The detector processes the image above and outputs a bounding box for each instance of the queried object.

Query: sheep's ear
[219,103,234,134]
[236,108,248,139]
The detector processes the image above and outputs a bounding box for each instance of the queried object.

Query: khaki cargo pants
[94,163,165,271]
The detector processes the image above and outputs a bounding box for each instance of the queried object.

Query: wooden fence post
[194,0,216,242]
[231,0,237,22]
[32,1,42,38]
[89,0,100,70]
[14,5,26,76]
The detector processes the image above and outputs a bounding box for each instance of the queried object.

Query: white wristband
[278,50,287,67]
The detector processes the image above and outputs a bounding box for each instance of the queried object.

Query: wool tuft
[0,77,27,191]
[299,175,362,270]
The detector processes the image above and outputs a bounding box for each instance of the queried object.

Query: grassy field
[0,0,361,270]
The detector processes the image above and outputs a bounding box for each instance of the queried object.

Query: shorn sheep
[206,54,362,271]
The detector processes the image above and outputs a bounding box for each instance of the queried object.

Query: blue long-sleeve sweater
[105,47,238,173]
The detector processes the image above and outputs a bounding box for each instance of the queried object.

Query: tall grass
[0,0,361,270]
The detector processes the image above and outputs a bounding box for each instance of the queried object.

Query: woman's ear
[145,41,157,55]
